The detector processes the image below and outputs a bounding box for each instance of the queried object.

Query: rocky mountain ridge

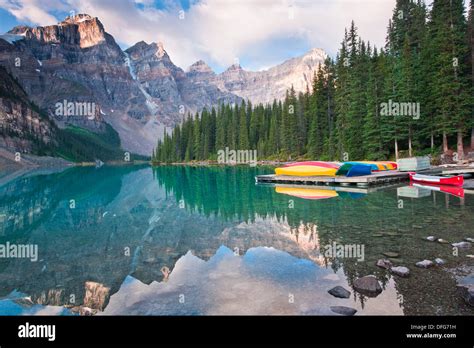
[0,13,326,156]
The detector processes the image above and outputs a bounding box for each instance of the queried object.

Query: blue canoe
[343,161,382,171]
[336,163,372,177]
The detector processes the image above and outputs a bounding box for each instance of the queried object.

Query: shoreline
[151,160,284,167]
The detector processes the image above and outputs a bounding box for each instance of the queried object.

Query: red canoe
[409,173,464,187]
[412,183,465,198]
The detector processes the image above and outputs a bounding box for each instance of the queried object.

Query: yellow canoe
[275,187,338,200]
[379,161,398,170]
[275,165,338,177]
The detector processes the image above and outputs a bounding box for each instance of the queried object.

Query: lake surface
[0,166,473,315]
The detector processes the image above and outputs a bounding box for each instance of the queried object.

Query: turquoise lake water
[0,166,473,315]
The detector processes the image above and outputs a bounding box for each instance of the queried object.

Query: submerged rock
[389,258,405,264]
[457,284,474,307]
[328,286,351,299]
[143,257,157,264]
[382,251,399,258]
[452,242,472,249]
[330,306,357,316]
[386,232,401,236]
[390,266,410,277]
[376,259,393,269]
[434,258,446,265]
[353,275,382,297]
[416,260,434,268]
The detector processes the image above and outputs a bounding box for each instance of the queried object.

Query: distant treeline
[154,0,474,163]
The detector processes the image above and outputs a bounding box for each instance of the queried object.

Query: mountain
[124,41,241,124]
[0,65,135,163]
[0,14,156,155]
[210,48,326,105]
[0,13,326,157]
[0,65,55,154]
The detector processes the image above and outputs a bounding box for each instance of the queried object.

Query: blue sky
[0,0,469,73]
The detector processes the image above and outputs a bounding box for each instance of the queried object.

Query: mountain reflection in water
[0,166,472,315]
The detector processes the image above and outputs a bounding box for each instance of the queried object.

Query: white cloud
[0,0,61,25]
[0,0,398,70]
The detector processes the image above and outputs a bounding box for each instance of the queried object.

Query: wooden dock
[264,181,405,194]
[256,170,409,187]
[420,166,474,176]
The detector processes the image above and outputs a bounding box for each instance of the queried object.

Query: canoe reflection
[274,185,368,200]
[275,186,339,200]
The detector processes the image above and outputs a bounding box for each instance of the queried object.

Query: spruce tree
[468,0,474,149]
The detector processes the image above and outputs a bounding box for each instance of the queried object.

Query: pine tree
[335,29,351,160]
[323,57,336,159]
[307,69,322,158]
[363,48,386,159]
[429,0,471,159]
[153,0,472,164]
[238,100,249,149]
[345,24,367,160]
[468,0,474,149]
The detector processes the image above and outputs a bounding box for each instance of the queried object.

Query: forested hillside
[0,66,137,162]
[154,0,474,163]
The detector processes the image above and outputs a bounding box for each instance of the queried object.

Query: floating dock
[420,166,474,176]
[263,181,404,194]
[256,170,409,187]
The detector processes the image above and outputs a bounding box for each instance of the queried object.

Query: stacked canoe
[275,161,340,177]
[275,161,398,177]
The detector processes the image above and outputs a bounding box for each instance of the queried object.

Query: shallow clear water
[0,166,472,315]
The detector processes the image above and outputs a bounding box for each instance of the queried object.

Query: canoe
[344,161,387,172]
[275,187,338,200]
[357,161,397,171]
[412,183,465,198]
[359,161,389,171]
[284,161,341,169]
[275,165,338,177]
[409,173,464,187]
[336,163,372,177]
[379,161,398,170]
